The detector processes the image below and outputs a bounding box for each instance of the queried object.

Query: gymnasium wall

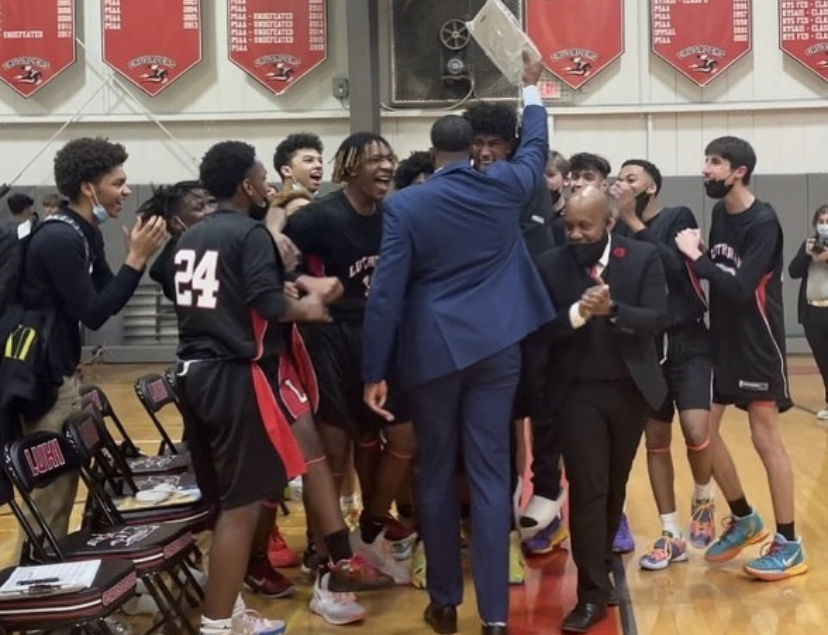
[0,1,826,358]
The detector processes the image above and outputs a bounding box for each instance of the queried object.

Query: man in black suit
[525,186,668,633]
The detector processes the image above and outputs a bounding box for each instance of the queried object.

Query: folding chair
[3,431,203,635]
[63,408,212,534]
[0,557,136,635]
[133,374,187,456]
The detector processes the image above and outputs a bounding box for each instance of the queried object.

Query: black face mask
[634,190,651,217]
[704,178,733,199]
[550,189,562,206]
[568,233,608,269]
[249,195,269,221]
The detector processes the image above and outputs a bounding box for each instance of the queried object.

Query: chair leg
[143,573,185,635]
[155,571,198,635]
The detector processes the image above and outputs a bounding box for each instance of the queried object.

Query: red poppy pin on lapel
[613,246,626,258]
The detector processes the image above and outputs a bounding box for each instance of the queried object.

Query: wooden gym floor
[1,358,827,635]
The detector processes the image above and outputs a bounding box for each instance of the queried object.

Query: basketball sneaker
[523,513,569,555]
[341,494,361,531]
[612,513,635,554]
[743,534,808,581]
[639,532,689,571]
[267,527,301,569]
[689,498,716,549]
[243,556,296,599]
[233,610,286,635]
[509,531,525,585]
[704,508,768,563]
[350,530,412,585]
[310,572,366,625]
[327,553,396,592]
[410,540,427,589]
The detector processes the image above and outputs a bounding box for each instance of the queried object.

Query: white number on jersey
[174,249,220,309]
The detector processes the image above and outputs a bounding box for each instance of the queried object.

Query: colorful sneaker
[704,508,768,563]
[523,514,569,555]
[244,557,296,599]
[267,527,301,569]
[612,513,635,554]
[743,534,808,581]
[232,609,287,635]
[639,532,689,571]
[384,516,418,560]
[351,530,412,585]
[341,494,361,531]
[328,553,396,592]
[689,498,716,549]
[310,572,366,625]
[509,531,525,585]
[410,541,427,590]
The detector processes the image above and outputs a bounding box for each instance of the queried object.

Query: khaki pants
[15,374,81,560]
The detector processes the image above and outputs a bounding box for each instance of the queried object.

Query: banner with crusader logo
[228,0,327,96]
[0,0,75,98]
[526,0,624,90]
[102,0,202,97]
[651,0,752,87]
[779,0,828,83]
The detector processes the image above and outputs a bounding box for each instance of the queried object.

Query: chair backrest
[4,431,83,494]
[133,373,182,455]
[79,384,114,418]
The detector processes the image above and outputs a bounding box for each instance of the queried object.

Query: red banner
[651,0,752,87]
[527,0,624,90]
[228,0,327,96]
[779,0,828,82]
[0,0,75,98]
[102,0,202,97]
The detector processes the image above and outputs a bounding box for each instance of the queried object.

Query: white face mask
[817,224,828,239]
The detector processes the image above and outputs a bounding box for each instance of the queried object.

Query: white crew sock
[659,511,682,538]
[693,481,715,502]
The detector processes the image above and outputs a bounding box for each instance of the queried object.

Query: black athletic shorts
[176,355,310,510]
[299,322,410,433]
[652,322,713,423]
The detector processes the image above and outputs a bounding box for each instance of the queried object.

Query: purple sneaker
[612,513,635,554]
[523,514,568,555]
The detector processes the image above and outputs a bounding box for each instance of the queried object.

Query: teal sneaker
[744,534,808,581]
[704,508,768,563]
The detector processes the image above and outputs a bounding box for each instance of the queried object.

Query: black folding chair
[3,431,203,635]
[133,374,187,456]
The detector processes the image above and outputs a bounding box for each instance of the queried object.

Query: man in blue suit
[362,54,554,635]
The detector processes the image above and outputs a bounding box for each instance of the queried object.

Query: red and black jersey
[284,190,383,323]
[693,199,789,400]
[175,210,289,361]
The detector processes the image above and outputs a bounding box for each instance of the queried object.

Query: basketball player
[175,141,391,635]
[284,133,414,585]
[568,152,610,194]
[675,136,806,581]
[613,159,715,570]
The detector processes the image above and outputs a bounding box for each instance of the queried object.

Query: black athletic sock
[323,529,352,563]
[727,496,752,518]
[776,522,795,542]
[359,511,385,544]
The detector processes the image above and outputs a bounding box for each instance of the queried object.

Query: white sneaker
[350,530,411,585]
[231,610,286,635]
[310,572,366,625]
[817,409,828,421]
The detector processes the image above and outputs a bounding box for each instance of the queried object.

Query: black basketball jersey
[284,190,382,322]
[175,210,287,360]
[702,199,788,381]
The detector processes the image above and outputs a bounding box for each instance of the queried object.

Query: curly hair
[393,151,435,190]
[199,141,257,199]
[462,102,518,142]
[273,132,323,177]
[53,137,128,202]
[331,132,395,184]
[136,180,201,221]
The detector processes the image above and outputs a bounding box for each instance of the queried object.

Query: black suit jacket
[524,235,669,416]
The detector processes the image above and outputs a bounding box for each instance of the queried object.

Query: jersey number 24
[175,249,220,309]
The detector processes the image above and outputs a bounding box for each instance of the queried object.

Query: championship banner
[228,0,327,96]
[102,0,203,97]
[779,0,828,82]
[526,0,624,90]
[0,0,75,98]
[651,0,752,87]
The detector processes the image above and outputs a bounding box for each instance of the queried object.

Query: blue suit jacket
[362,103,556,389]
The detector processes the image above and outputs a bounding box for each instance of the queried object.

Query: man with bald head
[525,186,668,633]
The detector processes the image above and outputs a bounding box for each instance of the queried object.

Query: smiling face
[282,147,324,193]
[84,166,131,219]
[350,141,396,202]
[471,134,514,172]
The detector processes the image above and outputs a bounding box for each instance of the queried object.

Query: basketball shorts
[176,354,310,510]
[652,323,713,423]
[298,322,410,433]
